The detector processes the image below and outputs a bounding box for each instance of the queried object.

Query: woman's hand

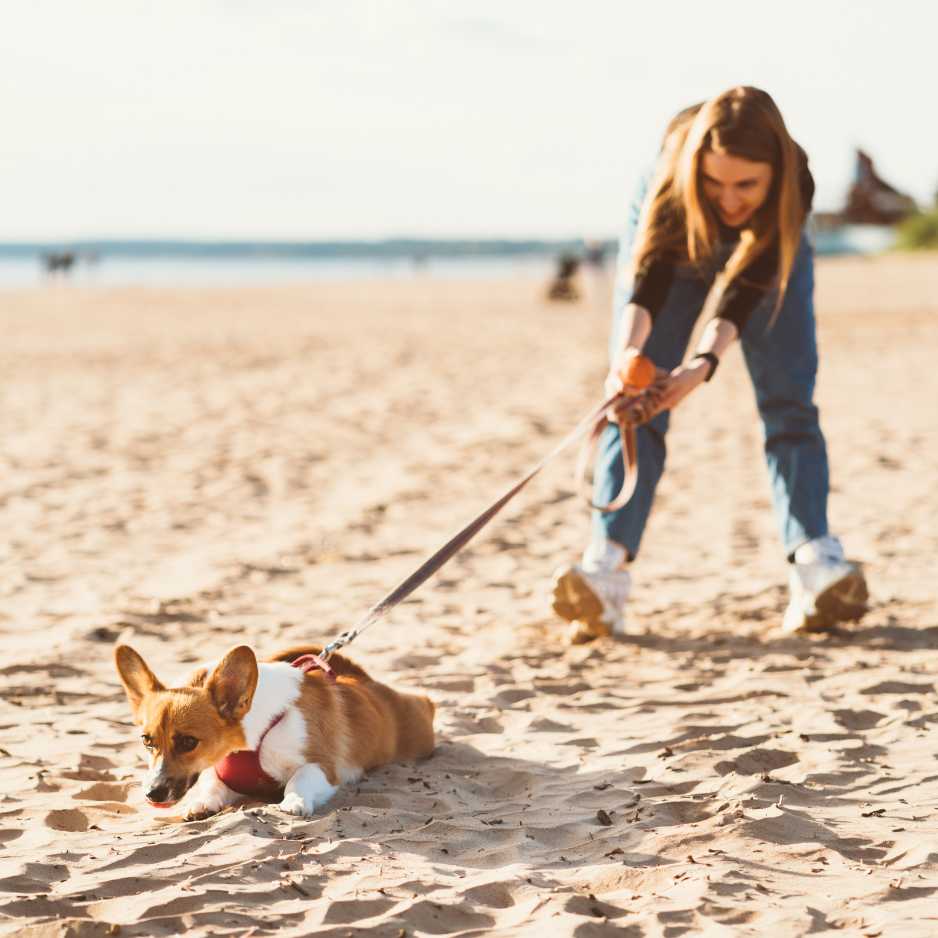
[604,349,711,427]
[604,351,630,399]
[657,358,710,412]
[604,364,628,400]
[604,347,653,398]
[605,350,668,425]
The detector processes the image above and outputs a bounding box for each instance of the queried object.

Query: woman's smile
[701,150,773,228]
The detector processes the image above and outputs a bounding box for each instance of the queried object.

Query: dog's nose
[146,783,170,804]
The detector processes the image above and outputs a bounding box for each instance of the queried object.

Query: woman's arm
[693,316,738,367]
[659,317,739,411]
[619,302,653,351]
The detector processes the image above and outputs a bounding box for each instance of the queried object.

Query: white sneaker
[551,540,631,644]
[781,535,868,634]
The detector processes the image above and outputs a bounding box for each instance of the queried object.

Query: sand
[1,253,936,937]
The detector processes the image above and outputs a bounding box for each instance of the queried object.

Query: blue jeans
[593,179,830,561]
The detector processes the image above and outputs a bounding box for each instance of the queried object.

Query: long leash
[319,357,662,661]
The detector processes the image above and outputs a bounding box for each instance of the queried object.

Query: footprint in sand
[526,717,575,733]
[76,782,132,803]
[717,748,799,776]
[387,898,495,934]
[492,688,536,706]
[460,882,515,910]
[45,808,89,832]
[833,709,885,730]
[564,893,629,921]
[322,897,397,925]
[62,753,117,783]
[450,713,503,734]
[862,680,935,696]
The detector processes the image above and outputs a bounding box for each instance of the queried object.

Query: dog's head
[114,644,259,807]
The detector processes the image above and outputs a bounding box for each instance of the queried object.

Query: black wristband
[691,352,719,382]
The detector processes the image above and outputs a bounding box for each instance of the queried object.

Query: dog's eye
[175,734,199,753]
[141,734,155,750]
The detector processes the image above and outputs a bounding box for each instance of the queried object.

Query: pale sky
[2,0,935,240]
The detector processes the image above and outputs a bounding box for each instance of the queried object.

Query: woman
[552,86,868,644]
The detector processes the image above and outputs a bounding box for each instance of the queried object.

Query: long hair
[632,86,806,319]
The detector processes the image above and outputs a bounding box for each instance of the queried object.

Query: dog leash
[318,355,662,662]
[575,366,669,513]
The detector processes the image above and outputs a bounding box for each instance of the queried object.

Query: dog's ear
[114,644,165,714]
[206,646,258,722]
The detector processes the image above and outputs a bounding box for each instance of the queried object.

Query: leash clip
[320,628,358,662]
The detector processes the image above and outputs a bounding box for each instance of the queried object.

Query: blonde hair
[632,86,806,319]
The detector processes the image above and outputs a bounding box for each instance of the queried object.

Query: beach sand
[1,254,936,936]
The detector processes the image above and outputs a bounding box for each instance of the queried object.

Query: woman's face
[700,150,773,228]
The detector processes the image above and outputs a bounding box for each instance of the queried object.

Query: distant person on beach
[551,86,868,643]
[546,252,581,302]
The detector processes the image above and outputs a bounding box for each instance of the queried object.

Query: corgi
[114,643,435,819]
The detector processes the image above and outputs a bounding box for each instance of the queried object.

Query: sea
[0,227,896,289]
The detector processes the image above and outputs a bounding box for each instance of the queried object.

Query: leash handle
[578,365,670,514]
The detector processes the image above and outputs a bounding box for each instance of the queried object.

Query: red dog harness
[214,653,335,799]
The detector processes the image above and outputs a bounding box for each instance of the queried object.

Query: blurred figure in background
[546,251,581,302]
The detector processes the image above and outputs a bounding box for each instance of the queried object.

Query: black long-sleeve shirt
[629,153,815,333]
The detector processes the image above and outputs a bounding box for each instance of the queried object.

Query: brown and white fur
[114,643,435,819]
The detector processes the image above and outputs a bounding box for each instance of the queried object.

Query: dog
[114,643,435,819]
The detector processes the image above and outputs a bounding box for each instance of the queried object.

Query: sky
[2,0,935,240]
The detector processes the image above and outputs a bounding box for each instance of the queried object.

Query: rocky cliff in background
[844,149,918,224]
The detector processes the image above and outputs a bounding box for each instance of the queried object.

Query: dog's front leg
[182,769,242,820]
[278,764,338,817]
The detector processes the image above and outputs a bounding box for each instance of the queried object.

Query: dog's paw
[278,792,315,817]
[183,803,220,822]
